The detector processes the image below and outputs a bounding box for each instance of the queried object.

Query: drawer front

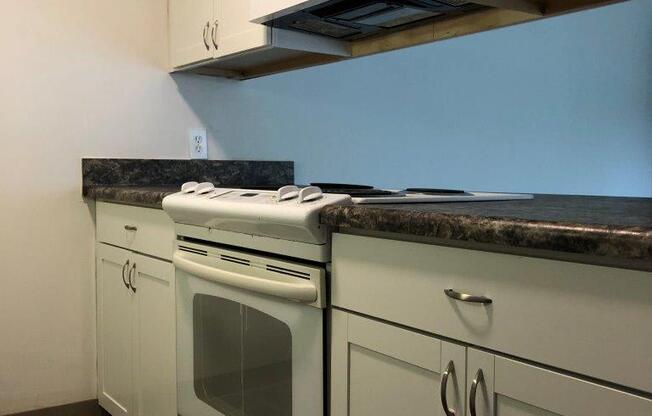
[331,233,652,393]
[96,202,175,260]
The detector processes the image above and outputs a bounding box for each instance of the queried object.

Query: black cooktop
[240,184,470,198]
[310,183,397,197]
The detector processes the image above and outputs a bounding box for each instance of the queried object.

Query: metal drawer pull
[445,289,492,304]
[440,360,457,416]
[211,20,219,49]
[469,368,485,416]
[202,21,210,50]
[124,225,137,231]
[121,260,131,289]
[129,263,137,293]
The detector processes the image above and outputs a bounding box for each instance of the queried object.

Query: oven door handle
[173,252,318,303]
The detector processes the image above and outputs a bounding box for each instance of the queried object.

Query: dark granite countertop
[82,158,294,208]
[320,194,652,271]
[84,185,179,209]
[82,161,651,270]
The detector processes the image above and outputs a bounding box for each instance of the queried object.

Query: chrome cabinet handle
[129,263,137,293]
[211,20,218,49]
[440,360,457,416]
[445,289,492,304]
[469,369,485,416]
[121,260,131,289]
[202,21,210,50]
[124,225,137,232]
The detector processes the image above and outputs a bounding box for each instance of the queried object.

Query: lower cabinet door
[97,244,134,416]
[132,253,177,416]
[467,348,652,416]
[330,309,466,416]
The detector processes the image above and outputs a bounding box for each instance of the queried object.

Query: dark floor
[6,400,109,416]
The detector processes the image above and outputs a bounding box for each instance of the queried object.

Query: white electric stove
[162,181,532,416]
[163,182,532,261]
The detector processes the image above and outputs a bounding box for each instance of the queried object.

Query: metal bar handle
[469,368,485,416]
[129,263,137,293]
[445,289,492,304]
[173,251,317,303]
[440,360,457,416]
[202,21,210,50]
[121,260,131,289]
[124,225,137,232]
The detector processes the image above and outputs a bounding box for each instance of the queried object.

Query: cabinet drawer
[96,202,175,260]
[331,233,652,393]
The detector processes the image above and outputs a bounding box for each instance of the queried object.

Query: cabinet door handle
[469,368,484,416]
[124,225,137,232]
[121,260,131,289]
[129,263,137,293]
[202,21,210,50]
[445,289,492,304]
[211,20,219,49]
[440,360,457,416]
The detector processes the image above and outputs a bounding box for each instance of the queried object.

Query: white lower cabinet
[132,253,176,416]
[332,233,652,393]
[97,243,176,416]
[330,309,465,416]
[331,309,652,416]
[467,348,652,416]
[97,244,134,416]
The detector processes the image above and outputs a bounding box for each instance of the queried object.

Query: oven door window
[193,294,292,416]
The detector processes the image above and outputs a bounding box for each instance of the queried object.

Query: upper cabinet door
[214,0,270,59]
[330,309,466,416]
[169,0,214,68]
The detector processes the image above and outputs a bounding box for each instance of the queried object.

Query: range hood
[251,0,484,41]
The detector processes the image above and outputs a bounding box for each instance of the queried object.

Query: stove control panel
[176,183,342,205]
[163,183,352,246]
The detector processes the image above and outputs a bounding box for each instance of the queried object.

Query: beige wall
[0,1,208,413]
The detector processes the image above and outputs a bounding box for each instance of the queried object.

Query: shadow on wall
[171,0,652,197]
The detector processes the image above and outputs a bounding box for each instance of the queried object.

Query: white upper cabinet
[215,0,269,59]
[168,0,350,74]
[169,0,215,68]
[249,0,319,24]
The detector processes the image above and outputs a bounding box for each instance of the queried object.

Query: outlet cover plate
[188,128,208,159]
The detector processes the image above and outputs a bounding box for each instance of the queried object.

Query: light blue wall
[175,0,652,197]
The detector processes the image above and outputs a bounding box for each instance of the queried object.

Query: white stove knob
[298,186,323,203]
[195,182,215,195]
[181,181,199,193]
[277,185,300,201]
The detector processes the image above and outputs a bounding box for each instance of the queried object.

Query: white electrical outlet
[188,128,208,159]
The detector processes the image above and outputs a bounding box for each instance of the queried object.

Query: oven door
[174,243,325,416]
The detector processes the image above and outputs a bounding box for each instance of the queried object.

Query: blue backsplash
[175,0,652,197]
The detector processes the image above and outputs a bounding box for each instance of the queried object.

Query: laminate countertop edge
[320,200,652,272]
[83,185,177,209]
[83,186,652,271]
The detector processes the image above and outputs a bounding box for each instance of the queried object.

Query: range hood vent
[257,0,484,40]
